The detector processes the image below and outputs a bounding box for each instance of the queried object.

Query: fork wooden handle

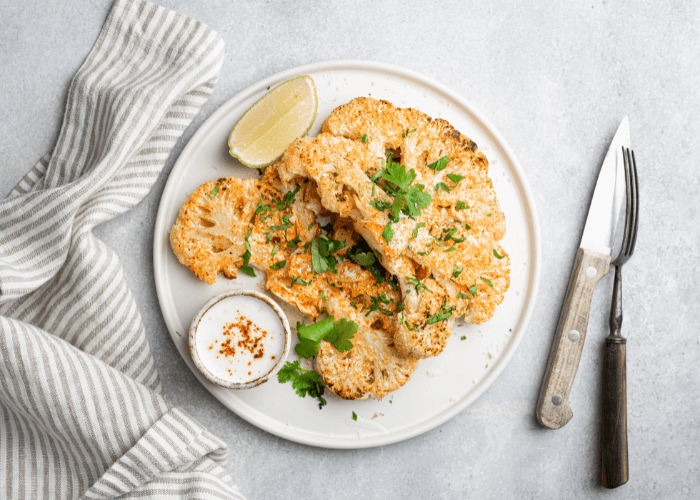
[601,334,628,488]
[536,248,611,429]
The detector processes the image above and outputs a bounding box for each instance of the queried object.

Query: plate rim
[153,59,542,449]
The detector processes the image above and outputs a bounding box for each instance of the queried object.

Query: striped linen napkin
[0,0,246,498]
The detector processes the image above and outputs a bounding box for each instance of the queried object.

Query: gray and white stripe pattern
[0,0,245,498]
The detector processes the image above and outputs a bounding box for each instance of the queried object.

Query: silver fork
[601,147,639,489]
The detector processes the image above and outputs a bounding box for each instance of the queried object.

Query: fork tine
[628,149,639,255]
[619,147,633,258]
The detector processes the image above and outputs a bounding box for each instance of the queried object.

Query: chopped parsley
[452,265,463,278]
[411,222,426,239]
[352,411,358,421]
[402,128,417,137]
[480,277,494,287]
[446,173,465,184]
[382,222,394,243]
[406,276,432,294]
[348,241,385,282]
[209,185,219,198]
[239,228,255,277]
[457,292,469,299]
[468,284,478,297]
[427,297,456,325]
[270,260,286,270]
[461,336,466,340]
[487,213,492,217]
[277,360,326,408]
[493,249,505,259]
[287,235,301,248]
[289,276,310,287]
[434,182,451,194]
[271,213,292,231]
[427,156,451,172]
[455,200,468,210]
[361,133,368,144]
[271,243,280,257]
[310,235,345,274]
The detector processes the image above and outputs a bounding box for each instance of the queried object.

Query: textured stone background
[1,1,698,498]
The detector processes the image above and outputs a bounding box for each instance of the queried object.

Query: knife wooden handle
[601,335,628,488]
[536,247,611,429]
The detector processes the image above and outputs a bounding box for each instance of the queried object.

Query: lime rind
[228,75,318,169]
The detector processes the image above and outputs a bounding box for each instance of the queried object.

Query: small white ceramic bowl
[189,289,291,389]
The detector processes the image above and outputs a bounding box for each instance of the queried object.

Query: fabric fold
[0,0,245,498]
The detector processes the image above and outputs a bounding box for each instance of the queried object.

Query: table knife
[536,118,629,429]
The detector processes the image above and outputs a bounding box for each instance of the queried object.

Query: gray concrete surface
[2,1,699,498]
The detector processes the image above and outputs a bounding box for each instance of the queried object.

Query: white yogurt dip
[192,293,287,386]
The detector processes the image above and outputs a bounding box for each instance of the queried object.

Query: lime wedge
[228,75,318,168]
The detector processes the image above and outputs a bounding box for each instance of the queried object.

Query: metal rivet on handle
[568,330,580,342]
[586,267,597,278]
[552,394,563,406]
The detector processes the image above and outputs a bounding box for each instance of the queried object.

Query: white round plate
[153,60,541,449]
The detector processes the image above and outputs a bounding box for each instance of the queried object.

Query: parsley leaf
[446,173,465,184]
[382,161,416,192]
[402,128,417,137]
[453,265,463,278]
[287,235,301,248]
[209,185,219,198]
[289,276,310,287]
[457,292,469,299]
[271,213,292,231]
[434,182,451,194]
[277,360,326,407]
[310,235,345,274]
[493,249,505,259]
[427,156,451,172]
[352,411,358,421]
[271,243,280,257]
[480,277,493,287]
[411,222,426,239]
[361,133,368,144]
[382,222,394,243]
[270,260,286,270]
[324,318,358,353]
[455,200,468,210]
[468,284,478,297]
[295,317,334,358]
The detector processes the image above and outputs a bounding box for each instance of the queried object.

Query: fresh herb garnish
[455,200,468,210]
[461,336,466,340]
[426,297,456,325]
[289,276,310,287]
[239,228,256,277]
[361,133,368,144]
[434,182,451,194]
[310,235,345,274]
[487,213,492,217]
[446,173,465,184]
[209,185,219,198]
[270,260,286,270]
[287,235,301,248]
[493,249,505,259]
[480,277,493,287]
[402,128,417,137]
[468,284,478,297]
[277,360,326,408]
[294,316,358,358]
[271,213,292,231]
[406,276,432,294]
[457,292,469,299]
[352,411,358,421]
[444,246,456,252]
[382,222,394,243]
[427,156,451,172]
[411,222,426,239]
[452,265,463,278]
[271,243,280,257]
